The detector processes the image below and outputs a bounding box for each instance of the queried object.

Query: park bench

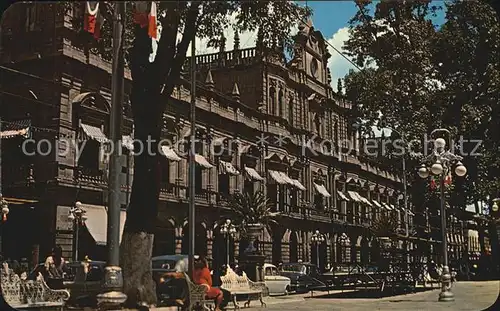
[184,273,211,311]
[1,263,70,310]
[220,267,268,309]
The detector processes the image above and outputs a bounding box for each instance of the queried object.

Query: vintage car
[63,260,107,308]
[263,263,291,296]
[278,262,330,293]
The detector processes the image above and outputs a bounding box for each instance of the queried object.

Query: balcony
[77,167,106,185]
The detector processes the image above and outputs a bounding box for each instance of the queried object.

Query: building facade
[0,3,468,271]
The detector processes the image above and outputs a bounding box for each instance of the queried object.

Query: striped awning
[371,200,384,209]
[382,203,393,210]
[347,191,361,202]
[0,119,31,139]
[388,203,396,210]
[337,191,349,201]
[314,182,331,197]
[268,170,290,185]
[219,160,240,175]
[195,154,214,169]
[291,179,306,191]
[161,146,182,161]
[80,123,108,143]
[356,193,373,206]
[244,167,264,181]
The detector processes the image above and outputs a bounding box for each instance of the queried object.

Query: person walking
[44,246,67,289]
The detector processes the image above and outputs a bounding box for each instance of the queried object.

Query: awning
[356,193,373,206]
[337,191,349,201]
[371,200,384,209]
[195,154,214,169]
[219,160,240,175]
[388,204,396,210]
[161,146,182,161]
[80,123,108,143]
[382,203,393,210]
[314,183,331,197]
[122,135,134,151]
[0,119,31,139]
[347,191,361,202]
[244,167,264,181]
[81,204,126,246]
[291,179,306,191]
[268,170,288,185]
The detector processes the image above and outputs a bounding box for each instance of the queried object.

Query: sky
[171,1,447,87]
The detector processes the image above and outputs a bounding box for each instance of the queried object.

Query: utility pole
[97,1,127,307]
[188,33,197,277]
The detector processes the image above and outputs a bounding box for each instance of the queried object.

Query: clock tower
[290,18,332,87]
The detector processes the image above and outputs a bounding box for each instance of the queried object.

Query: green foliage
[343,0,500,205]
[225,191,279,229]
[370,213,399,237]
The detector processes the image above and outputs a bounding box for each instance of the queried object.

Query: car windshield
[281,265,305,273]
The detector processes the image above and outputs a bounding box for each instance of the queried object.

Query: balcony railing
[77,167,106,185]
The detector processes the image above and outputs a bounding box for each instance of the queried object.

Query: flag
[430,179,437,190]
[133,2,149,28]
[444,174,452,185]
[148,2,158,39]
[84,1,103,39]
[134,2,157,39]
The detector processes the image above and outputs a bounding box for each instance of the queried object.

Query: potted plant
[370,213,399,249]
[226,191,279,254]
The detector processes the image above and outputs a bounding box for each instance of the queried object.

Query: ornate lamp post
[311,230,325,268]
[417,129,467,302]
[68,201,87,262]
[220,219,237,266]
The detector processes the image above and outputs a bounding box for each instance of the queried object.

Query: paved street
[254,281,499,311]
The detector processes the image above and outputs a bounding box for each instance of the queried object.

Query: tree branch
[161,1,200,97]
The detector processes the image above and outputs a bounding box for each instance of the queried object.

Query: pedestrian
[193,256,223,311]
[158,257,188,307]
[44,246,67,289]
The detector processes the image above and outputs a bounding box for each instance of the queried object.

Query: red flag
[148,2,158,39]
[134,2,149,28]
[444,174,452,185]
[430,179,437,190]
[84,2,103,39]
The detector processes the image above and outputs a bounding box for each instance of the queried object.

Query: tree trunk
[120,25,163,306]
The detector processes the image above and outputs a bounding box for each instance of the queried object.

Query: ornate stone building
[1,3,469,271]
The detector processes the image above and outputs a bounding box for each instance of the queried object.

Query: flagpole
[97,1,127,307]
[188,31,196,278]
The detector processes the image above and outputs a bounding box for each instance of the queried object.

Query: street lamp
[220,219,237,266]
[68,201,87,262]
[1,196,9,222]
[418,129,467,302]
[311,230,325,269]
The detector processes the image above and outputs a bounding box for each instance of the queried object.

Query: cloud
[326,27,357,88]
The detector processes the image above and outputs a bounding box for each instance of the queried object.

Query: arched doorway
[310,241,327,271]
[371,239,380,264]
[153,220,176,256]
[289,232,298,263]
[212,230,236,270]
[360,237,370,264]
[181,223,207,256]
[272,230,282,265]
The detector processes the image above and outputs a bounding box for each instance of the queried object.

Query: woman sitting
[193,257,223,311]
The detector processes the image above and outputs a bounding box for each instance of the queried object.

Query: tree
[67,1,310,306]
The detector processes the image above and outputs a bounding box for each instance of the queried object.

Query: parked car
[278,262,329,293]
[263,263,291,296]
[63,261,107,308]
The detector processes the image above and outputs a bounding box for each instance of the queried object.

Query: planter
[244,223,264,254]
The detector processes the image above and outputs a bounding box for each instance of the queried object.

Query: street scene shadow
[310,288,435,299]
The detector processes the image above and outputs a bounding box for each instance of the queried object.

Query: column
[175,227,183,255]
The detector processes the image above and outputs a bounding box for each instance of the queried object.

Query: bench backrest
[221,267,251,291]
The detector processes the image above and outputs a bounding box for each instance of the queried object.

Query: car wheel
[284,285,290,295]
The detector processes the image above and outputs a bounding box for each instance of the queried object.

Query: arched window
[288,99,294,126]
[278,90,284,117]
[269,87,276,115]
[314,114,321,135]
